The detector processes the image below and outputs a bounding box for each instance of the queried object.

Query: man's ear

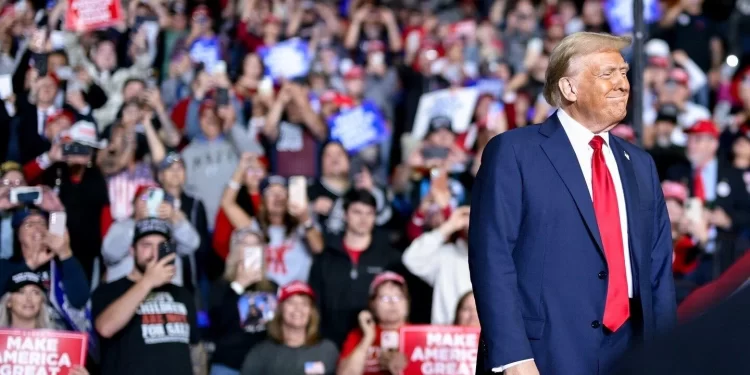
[558,77,578,103]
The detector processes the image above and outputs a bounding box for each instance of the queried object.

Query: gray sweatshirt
[102,218,201,285]
[181,138,239,229]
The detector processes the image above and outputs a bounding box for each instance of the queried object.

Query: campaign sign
[399,325,480,375]
[65,0,123,32]
[189,37,222,73]
[0,329,87,375]
[258,38,311,81]
[412,87,479,139]
[604,0,661,35]
[328,102,389,154]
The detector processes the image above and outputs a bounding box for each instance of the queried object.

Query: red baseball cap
[648,56,670,68]
[662,181,688,203]
[668,68,689,86]
[47,109,75,124]
[611,124,636,142]
[278,281,315,303]
[343,66,365,80]
[685,119,719,139]
[369,271,406,296]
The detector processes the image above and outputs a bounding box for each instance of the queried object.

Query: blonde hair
[543,32,632,107]
[267,296,322,346]
[0,292,54,329]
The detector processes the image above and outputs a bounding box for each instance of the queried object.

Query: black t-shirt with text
[92,278,198,375]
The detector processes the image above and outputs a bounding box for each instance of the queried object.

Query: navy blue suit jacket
[468,113,677,374]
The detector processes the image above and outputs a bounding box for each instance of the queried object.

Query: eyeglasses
[2,179,24,187]
[23,218,47,228]
[377,295,403,303]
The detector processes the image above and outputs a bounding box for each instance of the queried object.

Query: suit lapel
[539,115,604,254]
[610,137,643,269]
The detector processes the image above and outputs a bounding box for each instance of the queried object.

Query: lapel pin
[624,151,630,161]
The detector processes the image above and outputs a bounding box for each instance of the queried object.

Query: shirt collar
[557,109,610,149]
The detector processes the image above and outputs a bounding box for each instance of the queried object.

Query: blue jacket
[468,113,677,374]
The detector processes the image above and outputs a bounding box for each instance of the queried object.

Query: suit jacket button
[591,320,601,329]
[598,271,608,279]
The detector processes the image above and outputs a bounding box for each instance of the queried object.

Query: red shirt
[343,244,364,265]
[340,327,396,375]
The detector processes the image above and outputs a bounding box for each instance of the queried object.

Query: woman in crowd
[6,208,90,329]
[240,281,339,375]
[453,291,480,327]
[0,271,90,375]
[338,272,410,375]
[209,228,278,375]
[0,270,54,329]
[220,153,324,286]
[213,152,268,259]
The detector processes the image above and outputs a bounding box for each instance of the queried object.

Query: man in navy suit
[469,32,677,375]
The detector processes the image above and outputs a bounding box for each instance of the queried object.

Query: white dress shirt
[493,110,633,373]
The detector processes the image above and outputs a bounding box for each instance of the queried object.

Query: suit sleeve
[468,135,532,368]
[649,157,678,334]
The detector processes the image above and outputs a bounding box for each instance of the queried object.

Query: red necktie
[693,167,706,201]
[590,136,630,332]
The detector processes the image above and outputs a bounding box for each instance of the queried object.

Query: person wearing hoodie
[101,185,200,287]
[308,189,402,347]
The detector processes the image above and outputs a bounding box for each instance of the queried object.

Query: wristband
[228,181,241,191]
[230,281,245,295]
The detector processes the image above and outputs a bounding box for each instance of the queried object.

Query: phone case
[147,189,165,217]
[48,212,66,236]
[289,176,308,207]
[243,246,263,270]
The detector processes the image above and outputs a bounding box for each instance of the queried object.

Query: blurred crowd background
[0,0,749,374]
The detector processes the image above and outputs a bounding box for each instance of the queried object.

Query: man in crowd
[93,218,206,375]
[470,32,676,375]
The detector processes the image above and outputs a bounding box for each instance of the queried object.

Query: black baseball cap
[655,104,679,124]
[426,116,453,136]
[133,218,171,245]
[7,271,45,293]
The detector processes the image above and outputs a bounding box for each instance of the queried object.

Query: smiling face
[567,51,630,132]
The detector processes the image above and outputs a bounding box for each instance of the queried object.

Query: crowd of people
[0,0,747,374]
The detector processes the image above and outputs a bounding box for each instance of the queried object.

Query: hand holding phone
[380,331,399,351]
[146,188,165,217]
[685,197,704,225]
[10,186,43,205]
[48,212,67,236]
[158,241,175,265]
[288,176,308,209]
[243,246,263,271]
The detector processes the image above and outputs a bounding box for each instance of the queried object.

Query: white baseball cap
[61,120,108,149]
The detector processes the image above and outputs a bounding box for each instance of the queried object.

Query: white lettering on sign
[6,338,57,353]
[330,107,379,152]
[425,333,478,348]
